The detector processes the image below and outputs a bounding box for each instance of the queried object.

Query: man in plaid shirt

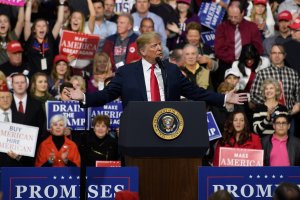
[250,44,300,114]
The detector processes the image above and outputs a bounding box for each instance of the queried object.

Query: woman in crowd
[0,6,24,65]
[166,0,200,49]
[213,111,262,166]
[231,44,270,93]
[64,0,95,74]
[70,75,86,92]
[247,0,275,39]
[87,52,114,92]
[253,79,288,136]
[35,114,81,167]
[24,0,65,75]
[48,54,71,99]
[86,115,118,166]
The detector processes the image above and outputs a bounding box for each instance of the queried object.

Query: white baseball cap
[224,68,240,79]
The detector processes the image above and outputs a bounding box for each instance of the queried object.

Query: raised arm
[52,0,66,39]
[14,5,25,38]
[87,0,96,33]
[24,0,32,41]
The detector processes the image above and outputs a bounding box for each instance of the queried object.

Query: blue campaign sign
[90,101,123,130]
[46,101,91,130]
[201,31,215,49]
[198,167,300,199]
[198,0,229,30]
[207,112,222,141]
[2,167,138,199]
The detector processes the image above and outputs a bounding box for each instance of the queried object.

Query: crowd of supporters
[0,0,300,169]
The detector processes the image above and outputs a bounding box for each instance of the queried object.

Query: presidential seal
[153,108,184,140]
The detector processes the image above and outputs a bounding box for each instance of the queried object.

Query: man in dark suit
[68,32,247,108]
[0,83,34,166]
[10,73,47,142]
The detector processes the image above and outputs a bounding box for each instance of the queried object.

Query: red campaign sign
[219,147,264,167]
[96,161,121,167]
[59,30,100,60]
[0,0,24,6]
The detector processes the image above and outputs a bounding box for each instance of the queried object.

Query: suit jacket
[11,94,46,142]
[85,60,225,108]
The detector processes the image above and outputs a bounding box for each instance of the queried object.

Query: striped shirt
[250,65,300,110]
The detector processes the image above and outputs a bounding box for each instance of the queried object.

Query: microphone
[155,57,165,70]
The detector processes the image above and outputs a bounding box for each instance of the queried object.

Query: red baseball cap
[6,41,23,53]
[176,0,191,5]
[289,17,300,30]
[0,83,9,92]
[53,54,68,65]
[277,10,292,21]
[253,0,267,5]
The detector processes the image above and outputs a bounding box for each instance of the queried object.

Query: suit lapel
[135,61,147,101]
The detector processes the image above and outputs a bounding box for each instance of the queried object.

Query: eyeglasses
[274,122,289,126]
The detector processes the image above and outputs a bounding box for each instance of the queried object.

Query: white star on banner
[264,175,268,179]
[61,176,65,179]
[280,175,283,178]
[69,176,72,179]
[257,175,260,179]
[272,175,276,178]
[249,175,253,179]
[53,176,57,180]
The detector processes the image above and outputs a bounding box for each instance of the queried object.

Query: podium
[119,101,208,200]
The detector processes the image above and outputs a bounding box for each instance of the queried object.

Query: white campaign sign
[0,122,39,157]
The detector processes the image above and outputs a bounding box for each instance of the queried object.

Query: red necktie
[150,64,161,101]
[19,101,24,113]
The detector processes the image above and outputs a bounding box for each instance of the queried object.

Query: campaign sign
[207,112,221,141]
[0,122,38,157]
[46,101,91,130]
[201,31,215,49]
[2,167,138,199]
[114,0,134,14]
[0,0,24,6]
[91,101,123,129]
[198,0,229,30]
[59,30,100,60]
[219,147,264,167]
[198,167,300,199]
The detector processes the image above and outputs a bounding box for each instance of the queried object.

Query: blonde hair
[261,79,281,101]
[93,52,112,74]
[30,72,51,96]
[250,4,266,22]
[70,75,86,92]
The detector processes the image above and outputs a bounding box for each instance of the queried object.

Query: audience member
[213,111,262,166]
[209,190,234,200]
[0,41,29,77]
[263,10,292,55]
[273,182,300,200]
[231,44,270,93]
[0,6,24,65]
[70,75,86,92]
[132,0,167,45]
[86,115,118,166]
[30,72,55,112]
[102,13,141,70]
[223,68,240,90]
[262,112,300,166]
[104,0,118,22]
[92,0,117,51]
[253,79,289,136]
[284,16,300,75]
[35,114,81,167]
[48,54,71,100]
[215,0,263,87]
[169,48,184,68]
[24,0,65,75]
[181,44,211,89]
[278,0,300,20]
[87,52,114,92]
[250,44,300,115]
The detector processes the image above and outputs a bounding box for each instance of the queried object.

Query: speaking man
[68,32,248,108]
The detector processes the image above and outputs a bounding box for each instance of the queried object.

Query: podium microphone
[155,57,165,69]
[155,57,168,99]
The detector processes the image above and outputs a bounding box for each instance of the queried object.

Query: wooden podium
[119,102,208,200]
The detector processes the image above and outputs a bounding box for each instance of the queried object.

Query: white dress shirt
[13,94,27,113]
[142,58,165,101]
[0,108,12,122]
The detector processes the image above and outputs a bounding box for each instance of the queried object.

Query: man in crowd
[284,16,300,75]
[132,0,167,45]
[263,10,292,55]
[92,0,117,51]
[0,41,29,77]
[102,13,140,70]
[250,44,300,115]
[104,0,118,22]
[68,32,247,109]
[262,112,300,166]
[215,0,263,86]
